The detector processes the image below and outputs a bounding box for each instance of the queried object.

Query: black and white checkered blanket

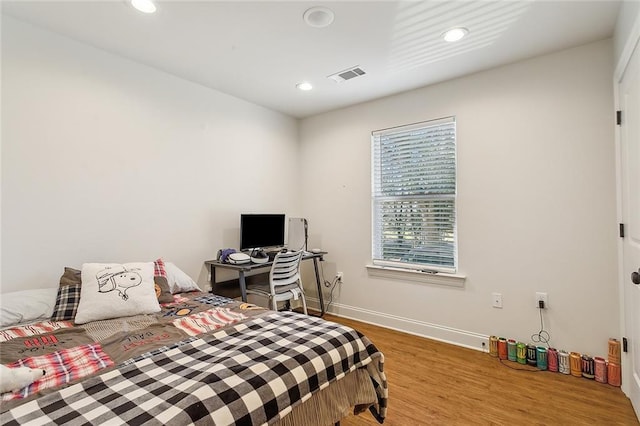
[1,311,387,425]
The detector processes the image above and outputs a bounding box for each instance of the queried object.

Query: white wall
[299,40,618,356]
[614,1,640,65]
[1,16,300,292]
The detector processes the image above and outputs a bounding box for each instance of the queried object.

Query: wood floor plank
[323,314,639,426]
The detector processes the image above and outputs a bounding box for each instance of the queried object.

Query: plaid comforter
[1,311,387,425]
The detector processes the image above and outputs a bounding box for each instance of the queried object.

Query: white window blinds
[372,117,457,272]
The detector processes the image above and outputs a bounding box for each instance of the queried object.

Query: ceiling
[1,1,621,118]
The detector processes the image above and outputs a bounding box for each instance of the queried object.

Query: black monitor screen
[240,214,285,251]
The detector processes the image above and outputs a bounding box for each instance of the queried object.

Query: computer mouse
[311,248,322,253]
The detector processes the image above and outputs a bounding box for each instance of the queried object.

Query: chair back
[270,250,303,290]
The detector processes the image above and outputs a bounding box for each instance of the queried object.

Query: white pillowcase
[74,262,160,324]
[0,288,58,327]
[165,262,200,294]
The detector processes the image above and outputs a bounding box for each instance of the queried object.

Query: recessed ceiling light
[131,0,156,14]
[296,82,313,91]
[303,6,335,28]
[442,27,469,42]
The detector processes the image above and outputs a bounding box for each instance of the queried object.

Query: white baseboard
[307,297,489,352]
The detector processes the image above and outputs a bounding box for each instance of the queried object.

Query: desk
[205,251,327,317]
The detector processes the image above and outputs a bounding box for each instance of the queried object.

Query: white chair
[246,250,307,314]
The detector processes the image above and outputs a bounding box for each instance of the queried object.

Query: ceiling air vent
[327,66,366,83]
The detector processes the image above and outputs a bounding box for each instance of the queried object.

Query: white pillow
[0,288,58,327]
[165,262,200,294]
[75,263,160,324]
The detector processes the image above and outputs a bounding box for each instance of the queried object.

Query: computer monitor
[240,214,286,251]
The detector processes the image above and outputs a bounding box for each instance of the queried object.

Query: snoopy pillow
[74,263,160,324]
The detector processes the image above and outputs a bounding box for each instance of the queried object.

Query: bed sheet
[0,292,387,425]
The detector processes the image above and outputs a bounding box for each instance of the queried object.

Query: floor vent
[328,66,366,83]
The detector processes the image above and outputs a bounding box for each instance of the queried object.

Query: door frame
[614,10,640,408]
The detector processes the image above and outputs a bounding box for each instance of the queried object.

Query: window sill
[365,265,466,288]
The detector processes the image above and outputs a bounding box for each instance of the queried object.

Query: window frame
[371,116,458,274]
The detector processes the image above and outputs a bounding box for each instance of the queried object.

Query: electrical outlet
[336,272,343,283]
[492,292,503,308]
[536,292,548,308]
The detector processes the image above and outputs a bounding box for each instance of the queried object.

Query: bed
[0,262,387,425]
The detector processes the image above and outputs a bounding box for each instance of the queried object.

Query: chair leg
[297,277,308,315]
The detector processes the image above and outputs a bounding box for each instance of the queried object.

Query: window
[371,117,457,273]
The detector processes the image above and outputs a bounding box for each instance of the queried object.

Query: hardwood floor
[323,314,639,426]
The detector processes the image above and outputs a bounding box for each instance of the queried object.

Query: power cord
[325,278,340,312]
[493,302,551,372]
[531,302,551,346]
[498,358,542,371]
[319,260,340,312]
